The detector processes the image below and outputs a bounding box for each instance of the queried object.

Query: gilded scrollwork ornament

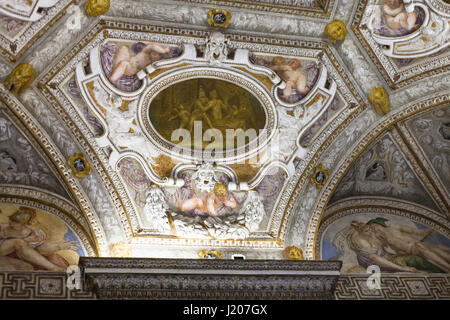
[85,0,110,17]
[283,246,304,260]
[3,63,36,96]
[324,20,347,43]
[368,87,390,115]
[68,152,92,179]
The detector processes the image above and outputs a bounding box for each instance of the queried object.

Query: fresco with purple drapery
[250,53,320,104]
[101,41,182,92]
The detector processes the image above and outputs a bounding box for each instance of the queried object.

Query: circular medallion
[213,13,227,25]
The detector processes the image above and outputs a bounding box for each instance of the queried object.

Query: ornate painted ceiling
[0,0,448,273]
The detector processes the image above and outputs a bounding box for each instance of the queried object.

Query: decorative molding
[335,274,450,300]
[170,0,337,19]
[80,257,342,300]
[0,0,74,61]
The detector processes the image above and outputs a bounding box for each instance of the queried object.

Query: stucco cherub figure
[368,87,390,115]
[85,0,110,17]
[3,63,36,96]
[324,20,347,43]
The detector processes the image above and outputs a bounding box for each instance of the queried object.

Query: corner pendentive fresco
[321,213,450,274]
[0,204,84,271]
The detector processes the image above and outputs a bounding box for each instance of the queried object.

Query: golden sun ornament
[368,87,390,115]
[324,19,347,43]
[3,63,36,96]
[85,0,110,17]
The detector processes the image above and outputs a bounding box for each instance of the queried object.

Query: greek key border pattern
[0,272,95,299]
[335,274,450,299]
[171,0,336,18]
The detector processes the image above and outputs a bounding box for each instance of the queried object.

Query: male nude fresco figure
[349,218,450,273]
[187,86,214,132]
[205,89,228,124]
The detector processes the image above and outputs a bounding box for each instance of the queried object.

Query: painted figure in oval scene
[322,214,450,273]
[149,78,266,150]
[0,205,84,271]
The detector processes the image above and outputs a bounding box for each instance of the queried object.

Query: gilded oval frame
[137,66,278,163]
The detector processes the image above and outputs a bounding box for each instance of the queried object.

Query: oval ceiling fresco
[148,78,266,151]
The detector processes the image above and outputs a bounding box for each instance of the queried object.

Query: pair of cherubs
[270,57,310,99]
